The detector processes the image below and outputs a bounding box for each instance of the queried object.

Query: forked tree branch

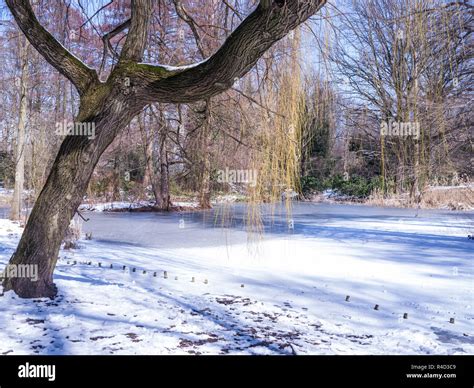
[103,19,132,60]
[173,0,206,58]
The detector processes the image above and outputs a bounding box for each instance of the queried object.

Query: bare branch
[173,0,206,58]
[5,0,99,95]
[222,0,243,21]
[99,19,132,75]
[80,0,114,30]
[136,0,327,104]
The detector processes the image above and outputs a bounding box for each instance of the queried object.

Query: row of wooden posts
[61,258,455,325]
[344,295,455,324]
[63,258,246,288]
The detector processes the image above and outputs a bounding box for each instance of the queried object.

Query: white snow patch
[138,59,208,72]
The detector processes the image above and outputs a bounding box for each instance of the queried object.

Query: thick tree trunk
[4,139,98,297]
[11,38,29,221]
[3,88,144,298]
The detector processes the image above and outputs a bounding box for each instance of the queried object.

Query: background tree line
[0,0,471,220]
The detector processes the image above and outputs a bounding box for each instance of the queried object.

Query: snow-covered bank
[79,201,154,212]
[0,206,472,355]
[78,195,245,212]
[309,185,474,211]
[78,200,200,212]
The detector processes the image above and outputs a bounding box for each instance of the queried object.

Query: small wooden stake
[164,271,168,279]
[450,317,455,324]
[153,272,157,277]
[374,304,379,311]
[345,295,350,302]
[143,270,147,275]
[98,262,102,267]
[110,264,113,269]
[204,279,208,284]
[403,313,408,319]
[132,268,136,273]
[175,276,178,280]
[241,284,245,288]
[122,266,126,271]
[191,277,195,283]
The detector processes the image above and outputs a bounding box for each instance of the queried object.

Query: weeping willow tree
[245,28,306,239]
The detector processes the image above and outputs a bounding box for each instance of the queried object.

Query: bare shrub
[421,186,474,210]
[368,185,473,210]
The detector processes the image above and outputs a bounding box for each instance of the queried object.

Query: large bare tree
[3,0,327,298]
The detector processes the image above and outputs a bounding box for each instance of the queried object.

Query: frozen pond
[79,202,473,251]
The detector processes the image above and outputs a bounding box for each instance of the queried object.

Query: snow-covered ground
[0,204,472,355]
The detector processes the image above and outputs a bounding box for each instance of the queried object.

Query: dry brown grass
[367,185,473,210]
[421,186,473,210]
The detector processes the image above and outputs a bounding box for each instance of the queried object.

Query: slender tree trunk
[199,156,212,209]
[142,125,153,190]
[139,111,163,207]
[11,38,29,221]
[154,129,171,210]
[112,157,121,201]
[198,100,212,209]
